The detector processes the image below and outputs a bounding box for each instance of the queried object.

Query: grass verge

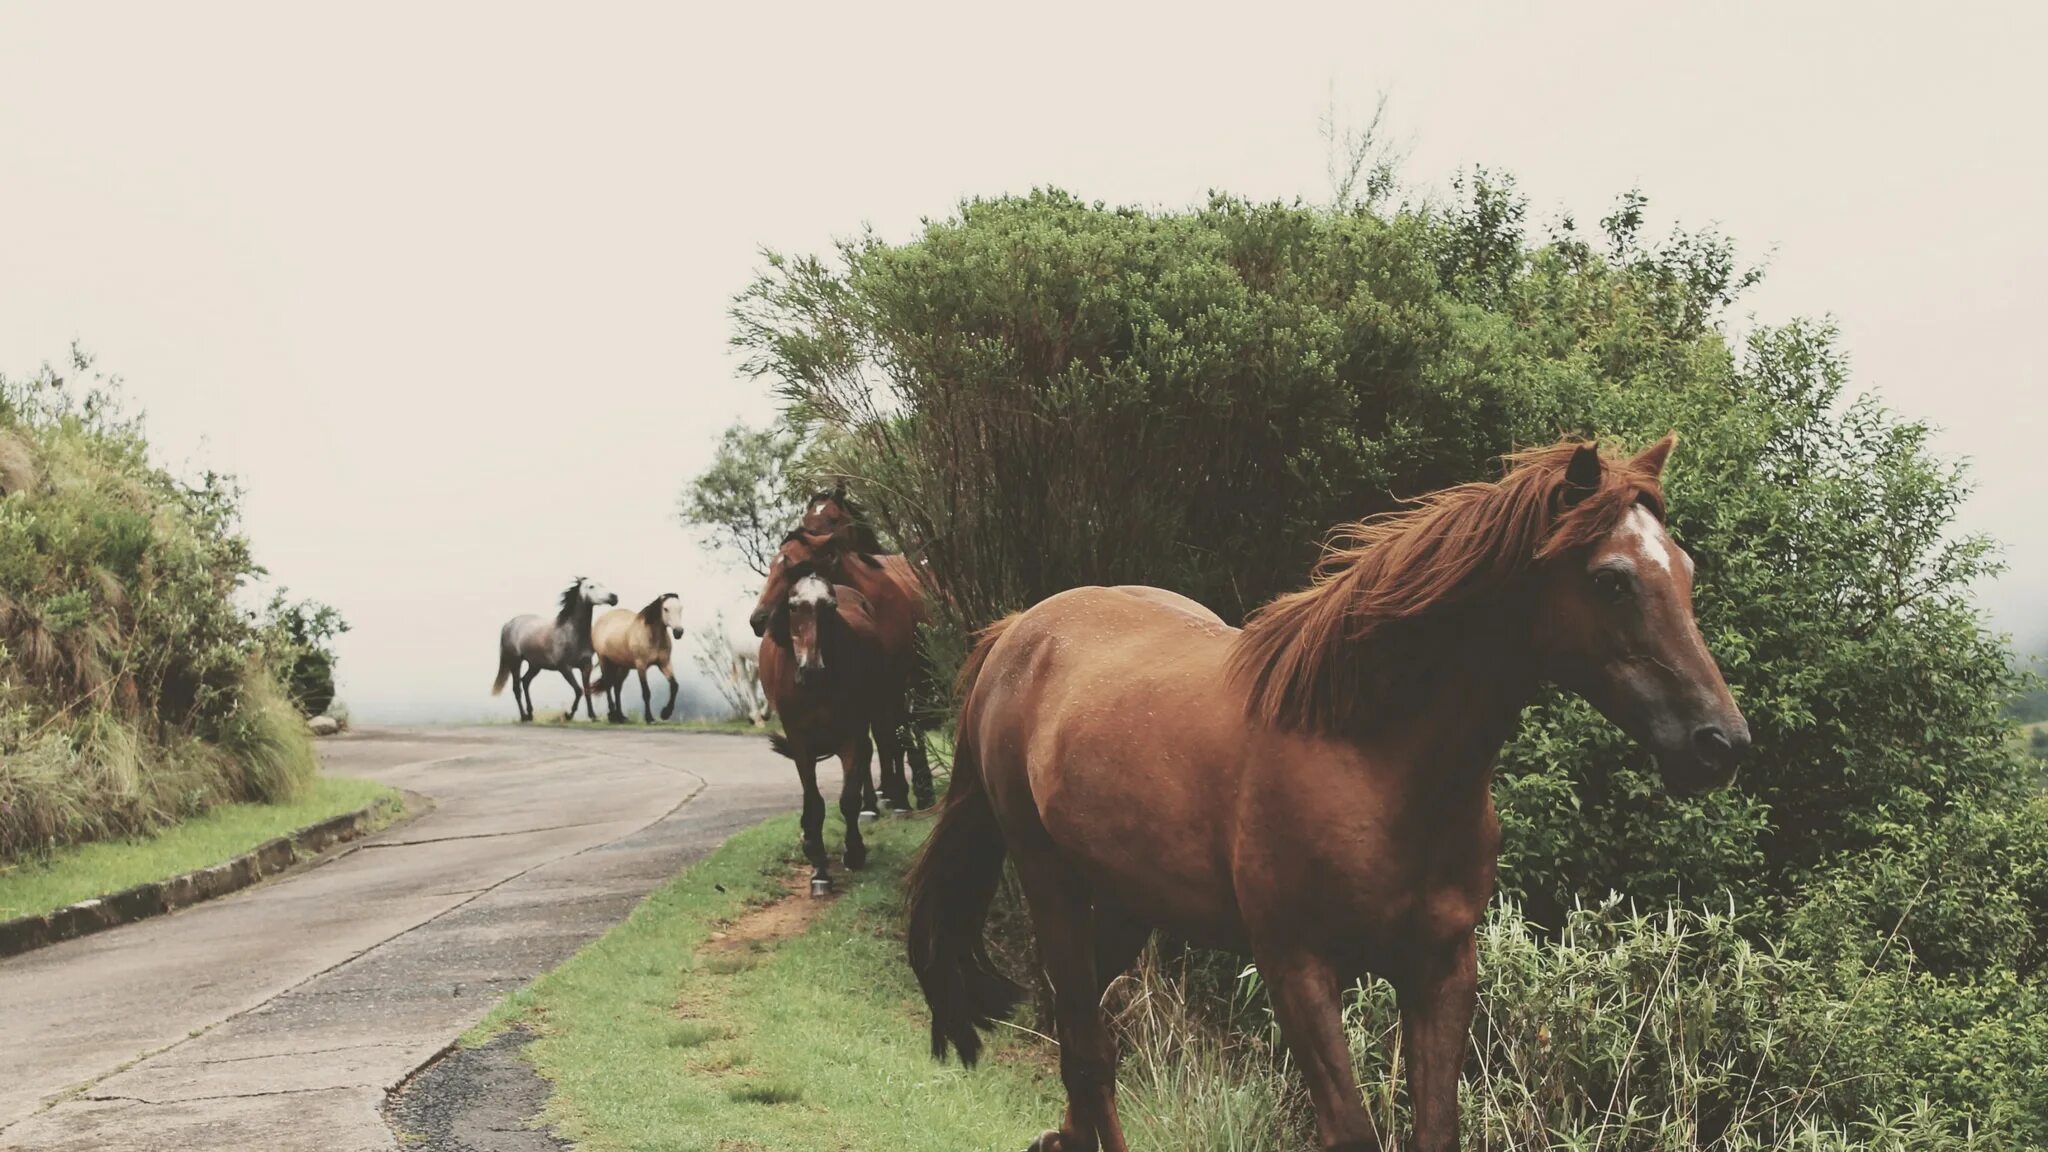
[0,775,402,920]
[471,813,1061,1151]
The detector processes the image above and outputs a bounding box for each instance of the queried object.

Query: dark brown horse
[750,490,935,809]
[905,436,1748,1152]
[758,567,891,891]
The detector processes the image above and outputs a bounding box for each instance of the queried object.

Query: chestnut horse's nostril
[1692,725,1741,767]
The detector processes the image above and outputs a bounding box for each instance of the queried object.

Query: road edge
[0,791,413,960]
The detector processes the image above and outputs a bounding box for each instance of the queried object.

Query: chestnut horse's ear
[1563,442,1603,505]
[1632,432,1677,478]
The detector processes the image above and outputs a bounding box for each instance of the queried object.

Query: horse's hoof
[809,876,833,898]
[1027,1131,1066,1152]
[857,810,878,828]
[845,846,867,871]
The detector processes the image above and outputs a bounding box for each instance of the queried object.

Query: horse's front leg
[579,663,598,720]
[1399,933,1478,1152]
[836,730,873,871]
[791,747,831,891]
[1262,950,1382,1152]
[657,657,679,721]
[637,666,654,724]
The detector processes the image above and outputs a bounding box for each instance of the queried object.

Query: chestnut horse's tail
[904,614,1025,1067]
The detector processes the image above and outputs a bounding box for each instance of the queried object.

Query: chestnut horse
[590,592,686,724]
[750,491,935,809]
[758,570,891,890]
[905,436,1749,1152]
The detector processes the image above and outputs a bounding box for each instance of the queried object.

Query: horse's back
[502,614,541,651]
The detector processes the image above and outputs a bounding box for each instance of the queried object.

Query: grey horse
[491,577,618,722]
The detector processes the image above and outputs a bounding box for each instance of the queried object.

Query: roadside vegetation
[473,815,1061,1151]
[0,351,347,864]
[489,809,2020,1150]
[688,150,2048,1141]
[0,775,400,921]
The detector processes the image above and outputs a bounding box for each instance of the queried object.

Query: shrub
[0,351,317,861]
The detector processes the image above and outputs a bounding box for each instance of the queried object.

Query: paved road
[0,726,792,1152]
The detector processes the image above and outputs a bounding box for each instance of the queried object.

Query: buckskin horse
[750,490,935,809]
[590,592,686,723]
[904,436,1748,1152]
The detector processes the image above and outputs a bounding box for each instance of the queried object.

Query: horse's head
[752,530,826,637]
[578,578,619,608]
[784,572,838,686]
[751,527,878,637]
[660,593,686,640]
[802,486,887,557]
[1530,436,1749,794]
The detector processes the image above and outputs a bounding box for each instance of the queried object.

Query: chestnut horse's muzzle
[1658,718,1751,794]
[748,607,770,637]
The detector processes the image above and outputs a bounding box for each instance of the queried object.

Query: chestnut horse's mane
[1227,438,1668,739]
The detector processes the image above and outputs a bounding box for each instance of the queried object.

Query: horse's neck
[1366,608,1538,794]
[565,604,595,650]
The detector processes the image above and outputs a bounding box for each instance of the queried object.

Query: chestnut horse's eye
[1592,567,1634,601]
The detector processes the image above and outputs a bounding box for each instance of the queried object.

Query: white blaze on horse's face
[580,579,618,607]
[1617,505,1682,575]
[788,574,835,680]
[661,595,686,640]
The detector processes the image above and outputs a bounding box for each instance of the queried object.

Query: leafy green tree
[679,421,805,577]
[734,183,2048,1136]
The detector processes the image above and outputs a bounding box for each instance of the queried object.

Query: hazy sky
[3,3,2043,721]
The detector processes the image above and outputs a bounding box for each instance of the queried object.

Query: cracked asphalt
[0,726,792,1152]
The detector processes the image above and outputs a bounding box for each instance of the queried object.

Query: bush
[1114,900,2028,1150]
[0,350,318,861]
[260,592,348,718]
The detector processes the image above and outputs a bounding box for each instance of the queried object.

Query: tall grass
[1107,900,2000,1151]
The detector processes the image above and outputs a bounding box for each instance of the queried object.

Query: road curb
[0,794,406,960]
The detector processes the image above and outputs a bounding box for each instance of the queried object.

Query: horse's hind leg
[1012,846,1129,1152]
[519,666,542,722]
[905,719,935,809]
[874,713,910,812]
[637,666,654,724]
[836,730,873,871]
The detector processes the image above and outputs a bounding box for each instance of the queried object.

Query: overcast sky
[3,2,2042,721]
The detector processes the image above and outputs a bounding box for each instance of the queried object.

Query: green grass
[0,775,402,921]
[472,813,1063,1151]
